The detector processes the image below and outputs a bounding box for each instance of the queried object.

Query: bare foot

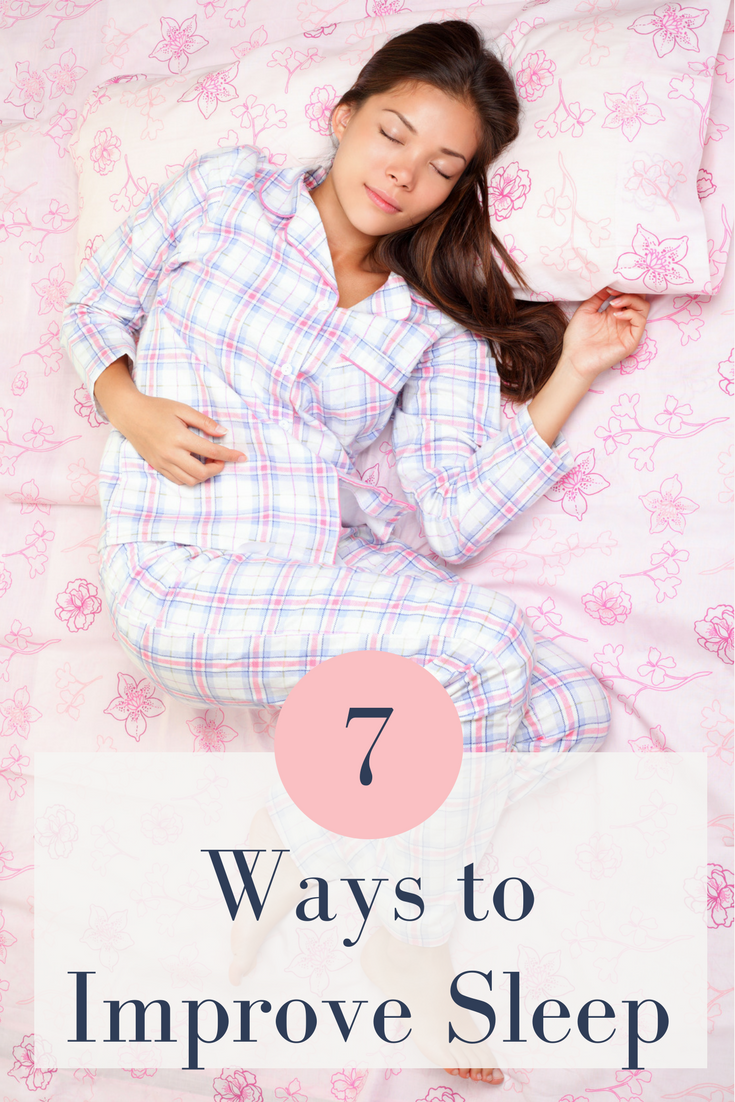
[228,807,308,985]
[361,926,504,1085]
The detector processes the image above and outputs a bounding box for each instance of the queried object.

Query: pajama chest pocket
[294,341,407,451]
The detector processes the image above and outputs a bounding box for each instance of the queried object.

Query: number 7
[345,707,394,786]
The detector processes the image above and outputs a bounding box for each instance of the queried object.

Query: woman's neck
[309,174,385,276]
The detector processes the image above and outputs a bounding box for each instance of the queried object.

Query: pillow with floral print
[489,0,732,299]
[70,2,732,298]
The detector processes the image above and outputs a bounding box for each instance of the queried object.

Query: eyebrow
[383,108,468,163]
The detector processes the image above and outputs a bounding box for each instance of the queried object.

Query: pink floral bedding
[1,0,732,1099]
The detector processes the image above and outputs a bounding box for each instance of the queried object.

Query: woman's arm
[94,356,245,487]
[62,146,258,484]
[392,286,649,564]
[528,287,649,446]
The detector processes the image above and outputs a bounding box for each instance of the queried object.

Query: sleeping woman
[61,19,649,1084]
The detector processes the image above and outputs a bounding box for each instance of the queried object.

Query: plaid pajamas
[99,530,610,755]
[61,144,575,564]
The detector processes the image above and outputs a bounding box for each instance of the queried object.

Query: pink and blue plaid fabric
[98,533,610,754]
[61,144,573,563]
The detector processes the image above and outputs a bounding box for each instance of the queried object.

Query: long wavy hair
[330,21,567,402]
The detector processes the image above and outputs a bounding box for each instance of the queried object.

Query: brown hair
[330,20,567,402]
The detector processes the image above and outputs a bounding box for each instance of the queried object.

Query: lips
[364,184,402,213]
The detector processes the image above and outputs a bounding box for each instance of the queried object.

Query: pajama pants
[98,527,610,754]
[99,528,610,944]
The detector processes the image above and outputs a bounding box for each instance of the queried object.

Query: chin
[348,205,401,237]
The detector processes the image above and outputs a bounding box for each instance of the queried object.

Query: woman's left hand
[560,286,650,384]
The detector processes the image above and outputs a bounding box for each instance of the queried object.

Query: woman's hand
[94,357,246,486]
[560,286,650,384]
[527,286,650,447]
[113,392,247,486]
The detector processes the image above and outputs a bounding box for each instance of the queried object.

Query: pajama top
[61,144,573,565]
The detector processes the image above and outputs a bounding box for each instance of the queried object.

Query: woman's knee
[515,638,610,753]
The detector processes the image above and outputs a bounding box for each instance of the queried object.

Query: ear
[331,101,355,143]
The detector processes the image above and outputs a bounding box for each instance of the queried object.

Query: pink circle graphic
[274,650,463,838]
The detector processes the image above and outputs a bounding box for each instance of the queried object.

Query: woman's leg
[98,532,537,751]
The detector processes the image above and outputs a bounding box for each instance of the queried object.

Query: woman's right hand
[113,391,247,486]
[94,357,246,486]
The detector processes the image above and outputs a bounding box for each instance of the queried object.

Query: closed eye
[379,128,451,180]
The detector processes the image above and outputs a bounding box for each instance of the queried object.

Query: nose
[386,152,416,190]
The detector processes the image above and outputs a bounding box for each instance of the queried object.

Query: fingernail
[492,1071,504,1083]
[235,454,247,462]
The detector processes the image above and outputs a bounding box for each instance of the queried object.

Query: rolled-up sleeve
[392,326,574,563]
[61,145,249,422]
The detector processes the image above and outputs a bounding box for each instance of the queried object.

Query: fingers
[169,455,227,486]
[174,405,229,436]
[606,292,649,316]
[186,436,246,463]
[592,287,649,316]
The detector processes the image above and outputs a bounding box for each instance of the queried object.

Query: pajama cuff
[509,402,574,481]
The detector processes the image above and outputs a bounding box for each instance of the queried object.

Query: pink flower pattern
[718,350,733,396]
[212,1068,264,1102]
[285,928,351,995]
[0,909,18,962]
[32,263,72,313]
[330,1069,368,1101]
[694,605,734,664]
[697,167,716,198]
[178,62,239,118]
[43,48,86,99]
[545,449,610,520]
[602,82,665,141]
[80,904,134,970]
[419,1090,465,1102]
[186,706,238,751]
[11,371,28,396]
[8,1033,56,1091]
[628,3,709,58]
[614,224,693,292]
[0,686,41,738]
[515,50,556,101]
[90,127,122,176]
[35,803,78,857]
[614,333,658,374]
[706,864,734,928]
[149,15,208,73]
[275,1079,308,1102]
[3,61,45,119]
[639,474,699,534]
[104,673,166,740]
[305,84,337,135]
[582,582,633,625]
[488,162,532,221]
[54,578,102,631]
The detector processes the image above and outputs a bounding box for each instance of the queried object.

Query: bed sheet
[0,0,732,1099]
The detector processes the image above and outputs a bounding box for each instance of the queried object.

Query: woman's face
[328,81,481,237]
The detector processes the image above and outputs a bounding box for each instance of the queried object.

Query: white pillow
[489,0,732,297]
